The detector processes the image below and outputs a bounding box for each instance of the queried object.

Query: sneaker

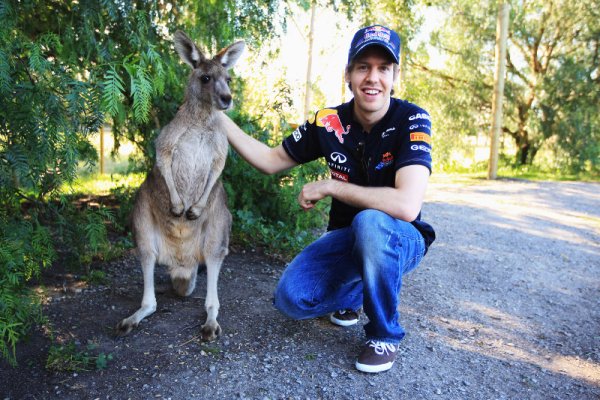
[355,340,398,373]
[329,309,359,327]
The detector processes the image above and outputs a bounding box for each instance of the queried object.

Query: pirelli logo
[410,132,431,144]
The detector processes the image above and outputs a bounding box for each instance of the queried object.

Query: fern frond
[84,210,108,253]
[146,45,165,95]
[28,42,47,73]
[0,49,12,94]
[101,66,125,117]
[130,64,152,123]
[2,145,30,184]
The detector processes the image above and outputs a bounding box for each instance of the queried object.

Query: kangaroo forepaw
[185,206,202,220]
[116,319,137,337]
[200,322,222,342]
[170,203,185,217]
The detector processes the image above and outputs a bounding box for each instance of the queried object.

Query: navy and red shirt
[282,97,435,251]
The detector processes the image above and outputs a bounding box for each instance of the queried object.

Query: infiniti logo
[330,152,347,163]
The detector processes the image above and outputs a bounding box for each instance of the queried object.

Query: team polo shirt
[282,97,435,251]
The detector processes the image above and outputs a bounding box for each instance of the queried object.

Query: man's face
[345,47,397,120]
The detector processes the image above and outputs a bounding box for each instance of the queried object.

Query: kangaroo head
[173,31,245,111]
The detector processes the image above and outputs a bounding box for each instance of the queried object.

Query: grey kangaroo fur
[116,31,244,341]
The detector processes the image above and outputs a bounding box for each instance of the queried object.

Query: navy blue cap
[348,25,401,64]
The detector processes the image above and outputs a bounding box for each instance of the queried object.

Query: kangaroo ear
[216,41,245,69]
[173,30,205,69]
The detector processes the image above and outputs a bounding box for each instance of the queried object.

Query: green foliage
[83,270,108,286]
[0,213,54,366]
[223,110,329,259]
[101,66,125,118]
[46,341,113,372]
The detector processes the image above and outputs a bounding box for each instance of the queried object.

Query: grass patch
[46,341,113,372]
[200,344,221,355]
[83,270,109,285]
[436,163,598,183]
[61,172,145,196]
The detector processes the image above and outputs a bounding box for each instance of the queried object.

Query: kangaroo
[116,31,244,341]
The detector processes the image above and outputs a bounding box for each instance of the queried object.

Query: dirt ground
[1,175,599,399]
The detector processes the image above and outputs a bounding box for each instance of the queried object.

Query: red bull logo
[375,152,394,170]
[317,110,350,144]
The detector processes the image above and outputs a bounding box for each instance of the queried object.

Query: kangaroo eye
[200,75,211,84]
[226,77,232,84]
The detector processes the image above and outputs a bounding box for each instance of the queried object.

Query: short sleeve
[282,113,322,164]
[394,108,433,173]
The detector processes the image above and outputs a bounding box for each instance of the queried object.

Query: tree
[408,0,599,172]
[504,0,599,167]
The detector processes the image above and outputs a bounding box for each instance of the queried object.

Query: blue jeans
[273,209,425,344]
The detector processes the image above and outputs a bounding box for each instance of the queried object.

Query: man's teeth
[365,89,379,95]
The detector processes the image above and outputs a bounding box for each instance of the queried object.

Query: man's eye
[200,75,211,83]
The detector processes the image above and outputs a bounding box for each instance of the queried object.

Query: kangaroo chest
[171,127,227,203]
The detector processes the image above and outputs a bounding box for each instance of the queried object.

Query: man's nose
[365,68,377,82]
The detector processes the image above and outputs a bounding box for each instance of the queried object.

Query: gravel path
[1,176,599,399]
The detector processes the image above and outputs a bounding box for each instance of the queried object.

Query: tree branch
[408,61,470,89]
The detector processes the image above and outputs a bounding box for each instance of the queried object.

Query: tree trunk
[518,143,530,165]
[488,1,510,179]
[303,2,316,121]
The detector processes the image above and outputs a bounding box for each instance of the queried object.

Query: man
[221,24,435,373]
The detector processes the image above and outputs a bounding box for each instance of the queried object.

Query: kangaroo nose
[220,94,231,104]
[218,94,232,109]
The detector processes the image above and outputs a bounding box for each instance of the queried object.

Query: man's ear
[392,64,400,82]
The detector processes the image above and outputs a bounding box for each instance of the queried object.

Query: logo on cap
[348,24,401,64]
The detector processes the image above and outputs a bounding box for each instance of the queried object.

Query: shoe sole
[329,314,358,327]
[355,360,394,373]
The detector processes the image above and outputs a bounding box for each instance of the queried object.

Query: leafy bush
[223,111,329,260]
[0,212,54,366]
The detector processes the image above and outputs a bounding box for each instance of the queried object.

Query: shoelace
[367,340,397,355]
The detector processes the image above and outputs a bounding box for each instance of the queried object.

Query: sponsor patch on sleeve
[408,122,431,133]
[410,144,431,153]
[408,112,431,121]
[292,128,302,142]
[410,132,431,144]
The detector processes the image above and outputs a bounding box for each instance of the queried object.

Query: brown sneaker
[355,340,398,373]
[329,309,359,327]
